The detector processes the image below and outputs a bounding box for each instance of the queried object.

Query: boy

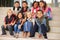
[1,9,17,36]
[36,10,48,40]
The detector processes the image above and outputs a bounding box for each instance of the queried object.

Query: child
[14,12,24,38]
[20,1,29,15]
[36,10,48,39]
[39,1,52,32]
[1,9,16,36]
[13,1,21,15]
[31,1,39,18]
[23,12,33,37]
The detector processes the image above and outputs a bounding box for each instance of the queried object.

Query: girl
[31,1,39,18]
[20,1,29,15]
[30,1,39,37]
[39,1,52,32]
[23,12,33,37]
[36,10,48,39]
[1,9,16,36]
[13,1,21,15]
[14,12,24,38]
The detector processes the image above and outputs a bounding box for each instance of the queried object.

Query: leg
[38,26,42,38]
[14,24,18,33]
[8,25,14,35]
[1,25,6,35]
[17,29,20,33]
[45,17,50,32]
[23,32,27,38]
[27,32,30,37]
[30,23,38,37]
[22,31,24,37]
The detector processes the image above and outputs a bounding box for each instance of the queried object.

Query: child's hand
[4,24,7,28]
[18,25,21,29]
[23,19,26,22]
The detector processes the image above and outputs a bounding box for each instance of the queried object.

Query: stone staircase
[0,7,60,40]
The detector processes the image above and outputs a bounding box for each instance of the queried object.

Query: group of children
[1,1,52,40]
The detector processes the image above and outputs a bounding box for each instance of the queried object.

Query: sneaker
[1,33,6,35]
[44,39,48,40]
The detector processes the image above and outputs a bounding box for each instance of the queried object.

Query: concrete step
[50,27,60,33]
[49,21,60,27]
[0,32,60,40]
[0,38,44,40]
[47,32,60,39]
[0,37,59,40]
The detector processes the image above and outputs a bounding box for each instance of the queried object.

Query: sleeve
[42,19,46,26]
[4,17,7,24]
[35,19,41,27]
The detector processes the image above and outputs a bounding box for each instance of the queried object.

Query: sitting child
[1,9,16,36]
[36,10,48,40]
[14,12,24,38]
[23,12,33,37]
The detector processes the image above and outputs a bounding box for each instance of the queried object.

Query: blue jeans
[14,24,21,33]
[23,21,33,32]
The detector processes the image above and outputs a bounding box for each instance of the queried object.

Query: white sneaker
[44,39,48,40]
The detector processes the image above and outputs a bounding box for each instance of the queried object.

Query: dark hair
[17,11,24,19]
[14,1,20,4]
[37,10,43,14]
[13,1,21,10]
[32,1,39,6]
[21,1,28,13]
[39,1,47,10]
[22,1,28,4]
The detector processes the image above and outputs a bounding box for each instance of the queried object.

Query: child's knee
[14,24,17,28]
[1,25,5,29]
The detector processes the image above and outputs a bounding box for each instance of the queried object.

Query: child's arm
[32,19,35,26]
[42,18,46,26]
[3,23,7,28]
[11,20,16,26]
[18,19,25,29]
[9,17,16,26]
[3,17,7,28]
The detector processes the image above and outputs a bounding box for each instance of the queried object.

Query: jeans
[23,21,33,32]
[1,25,14,35]
[14,24,21,33]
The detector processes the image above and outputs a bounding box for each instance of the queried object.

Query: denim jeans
[1,25,14,35]
[23,21,33,32]
[14,24,21,33]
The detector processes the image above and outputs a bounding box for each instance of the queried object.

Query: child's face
[39,2,44,7]
[27,12,32,19]
[7,10,12,16]
[14,3,20,8]
[34,2,38,8]
[37,11,43,18]
[18,13,22,19]
[22,3,27,8]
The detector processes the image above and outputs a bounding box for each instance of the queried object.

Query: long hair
[39,1,47,10]
[20,1,28,13]
[17,11,24,19]
[32,1,39,7]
